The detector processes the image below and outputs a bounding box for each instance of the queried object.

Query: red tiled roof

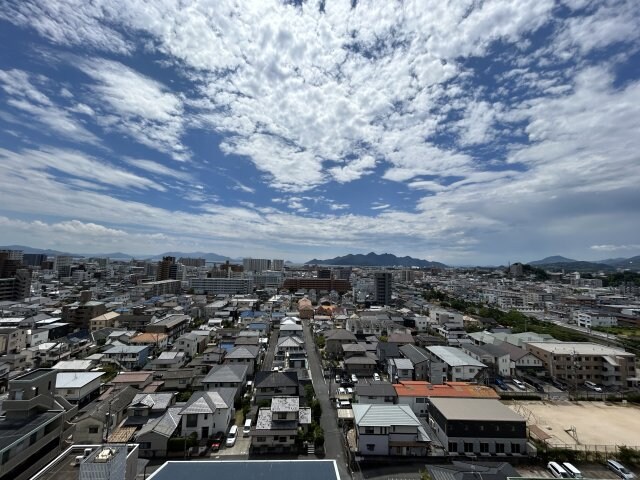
[393,380,499,399]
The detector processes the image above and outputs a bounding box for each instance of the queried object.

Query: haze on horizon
[1,0,639,265]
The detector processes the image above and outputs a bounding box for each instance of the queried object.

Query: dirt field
[507,400,640,447]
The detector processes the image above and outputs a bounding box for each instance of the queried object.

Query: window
[89,426,99,434]
[186,415,198,427]
[139,442,151,449]
[449,442,458,452]
[278,436,287,443]
[511,443,521,454]
[256,436,266,442]
[365,427,374,434]
[416,398,425,403]
[496,443,505,453]
[366,444,375,452]
[464,442,474,453]
[480,443,489,453]
[277,413,288,420]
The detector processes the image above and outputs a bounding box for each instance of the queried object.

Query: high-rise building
[0,249,23,262]
[22,253,47,267]
[178,257,206,267]
[243,258,271,273]
[157,256,177,280]
[374,271,392,305]
[271,259,284,271]
[317,269,332,279]
[55,255,73,278]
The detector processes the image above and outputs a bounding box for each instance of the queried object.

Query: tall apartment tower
[54,255,72,278]
[374,271,392,305]
[271,259,284,271]
[243,258,271,273]
[156,256,177,280]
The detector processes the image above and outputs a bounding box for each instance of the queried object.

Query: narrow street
[302,320,352,480]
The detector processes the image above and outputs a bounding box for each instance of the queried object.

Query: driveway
[302,320,352,480]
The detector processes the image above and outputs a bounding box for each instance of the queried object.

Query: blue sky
[1,0,639,264]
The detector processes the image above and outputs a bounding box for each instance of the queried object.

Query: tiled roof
[393,381,499,399]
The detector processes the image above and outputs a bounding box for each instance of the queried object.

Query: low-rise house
[148,351,187,370]
[202,364,248,399]
[251,396,312,454]
[426,346,487,383]
[428,398,527,456]
[145,314,190,342]
[55,371,103,406]
[129,332,169,351]
[352,404,431,456]
[388,358,414,382]
[494,341,544,375]
[399,344,431,380]
[0,326,27,354]
[127,392,176,421]
[202,345,226,364]
[325,329,358,358]
[394,381,500,417]
[254,371,299,403]
[355,381,397,404]
[342,343,367,359]
[344,355,377,376]
[135,406,182,458]
[387,333,415,346]
[223,345,260,376]
[102,344,150,370]
[279,318,303,337]
[52,359,95,371]
[156,368,197,391]
[461,344,511,377]
[377,342,401,365]
[180,390,235,440]
[73,386,139,443]
[111,371,154,390]
[175,332,208,358]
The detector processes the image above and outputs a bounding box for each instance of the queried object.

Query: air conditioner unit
[74,455,84,466]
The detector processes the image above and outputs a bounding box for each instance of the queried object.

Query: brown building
[282,278,351,293]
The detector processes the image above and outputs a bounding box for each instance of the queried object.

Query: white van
[243,419,252,437]
[513,378,526,390]
[226,425,238,447]
[548,462,571,478]
[563,463,583,478]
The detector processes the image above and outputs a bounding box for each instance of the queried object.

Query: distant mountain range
[0,245,237,262]
[306,252,447,268]
[527,254,640,272]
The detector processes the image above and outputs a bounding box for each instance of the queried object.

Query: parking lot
[209,430,251,459]
[517,463,628,479]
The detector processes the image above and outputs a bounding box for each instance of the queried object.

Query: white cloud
[0,69,101,144]
[75,58,188,161]
[0,146,165,191]
[125,158,192,181]
[590,244,640,252]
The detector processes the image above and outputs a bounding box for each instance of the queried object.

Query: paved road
[262,329,279,371]
[302,320,352,480]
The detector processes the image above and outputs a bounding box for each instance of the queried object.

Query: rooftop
[147,460,341,480]
[427,346,487,367]
[394,381,500,399]
[352,404,422,427]
[429,398,526,422]
[55,371,103,389]
[527,342,634,356]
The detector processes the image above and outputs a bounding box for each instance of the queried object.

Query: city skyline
[1,1,639,264]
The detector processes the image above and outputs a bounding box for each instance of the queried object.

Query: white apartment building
[189,277,253,295]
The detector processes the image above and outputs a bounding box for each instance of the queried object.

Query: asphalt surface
[302,319,353,480]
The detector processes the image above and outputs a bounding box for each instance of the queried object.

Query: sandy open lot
[507,400,640,447]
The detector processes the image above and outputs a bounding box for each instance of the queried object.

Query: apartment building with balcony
[0,369,75,480]
[526,342,636,388]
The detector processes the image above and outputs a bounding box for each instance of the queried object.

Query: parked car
[226,425,238,447]
[373,373,381,381]
[335,374,341,383]
[337,387,347,395]
[335,399,351,409]
[584,381,603,393]
[607,460,636,479]
[210,432,224,452]
[513,378,526,390]
[351,374,358,383]
[346,387,353,396]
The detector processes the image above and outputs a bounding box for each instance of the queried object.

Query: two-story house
[102,344,150,370]
[202,364,248,400]
[179,390,235,440]
[254,371,299,403]
[223,345,260,376]
[55,371,103,406]
[250,396,312,454]
[352,404,431,456]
